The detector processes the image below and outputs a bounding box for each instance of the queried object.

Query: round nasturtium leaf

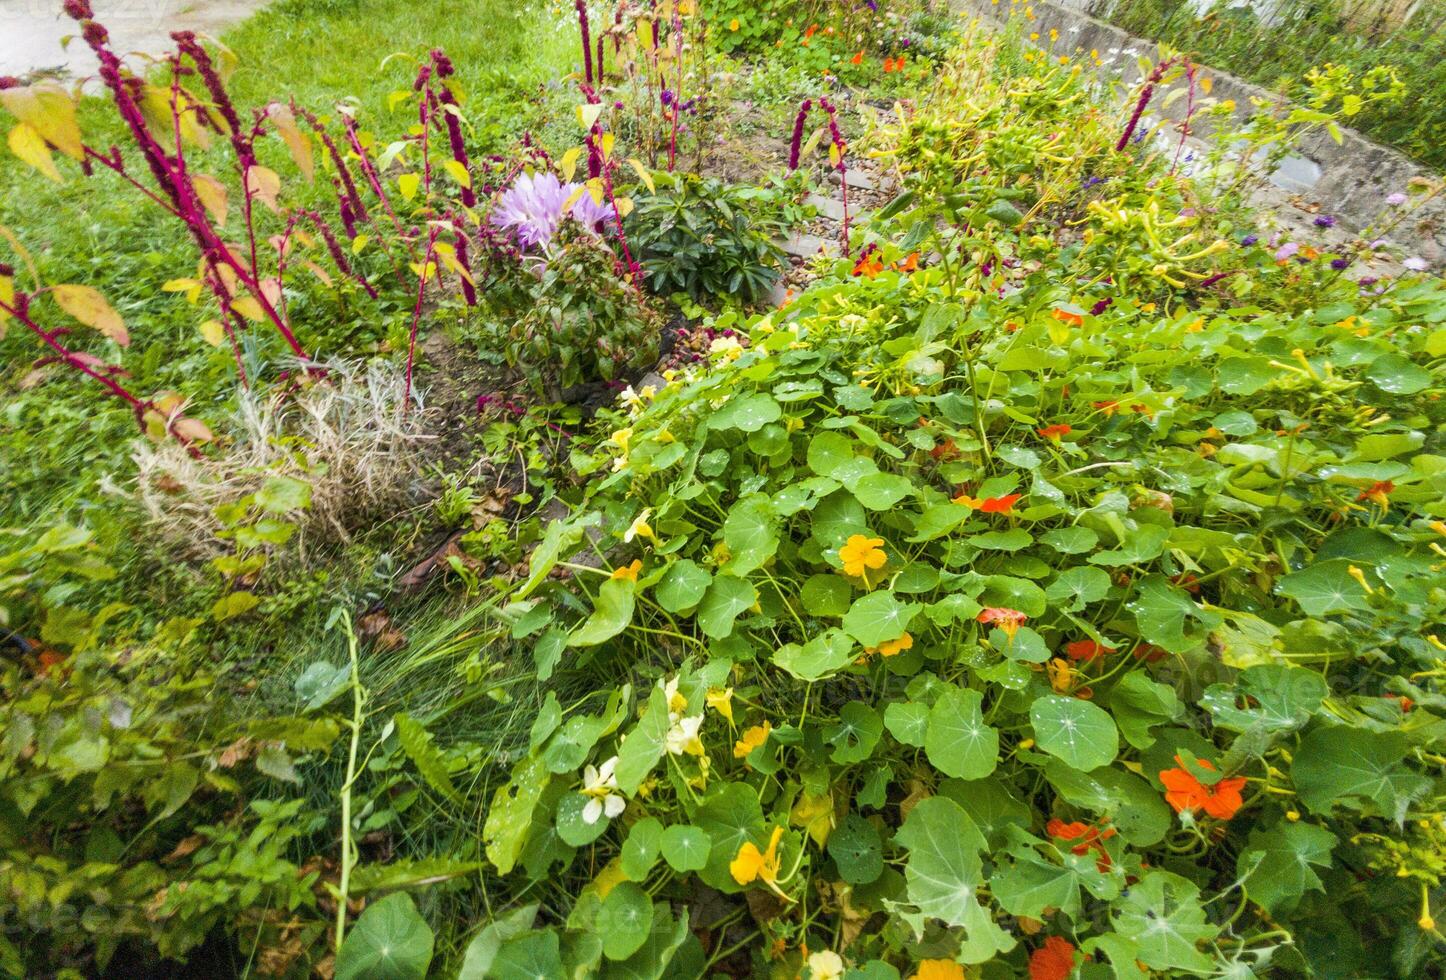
[599,881,654,961]
[924,688,999,779]
[555,791,610,847]
[654,559,712,613]
[659,824,711,872]
[621,817,662,880]
[842,592,919,648]
[828,702,883,764]
[801,573,853,617]
[334,892,434,980]
[827,813,883,884]
[1030,695,1119,771]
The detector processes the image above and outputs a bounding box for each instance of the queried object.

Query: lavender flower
[1274,242,1299,261]
[1241,234,1258,246]
[490,171,573,248]
[571,188,616,232]
[1403,257,1429,272]
[1386,192,1407,206]
[1329,257,1351,271]
[1314,214,1335,228]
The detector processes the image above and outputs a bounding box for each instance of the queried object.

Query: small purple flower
[1089,297,1113,315]
[1240,234,1258,246]
[1358,276,1378,287]
[1403,257,1429,272]
[660,89,675,108]
[1330,257,1351,271]
[1081,175,1107,190]
[1314,214,1335,228]
[1274,242,1299,261]
[614,100,624,110]
[1386,192,1407,206]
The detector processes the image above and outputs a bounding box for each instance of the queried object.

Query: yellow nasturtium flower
[838,534,887,578]
[611,559,642,582]
[730,825,784,885]
[734,721,771,759]
[705,687,734,723]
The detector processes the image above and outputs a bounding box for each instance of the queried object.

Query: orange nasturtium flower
[1159,755,1247,820]
[1063,639,1115,662]
[978,607,1027,641]
[1028,936,1078,980]
[839,534,887,577]
[730,825,784,885]
[851,253,884,278]
[733,721,772,759]
[954,492,1023,513]
[610,559,642,582]
[893,251,920,273]
[911,960,966,980]
[1038,423,1073,441]
[1092,399,1119,416]
[1051,307,1084,327]
[804,22,819,37]
[1356,480,1393,509]
[851,49,864,64]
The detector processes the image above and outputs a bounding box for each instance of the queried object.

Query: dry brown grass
[133,359,436,561]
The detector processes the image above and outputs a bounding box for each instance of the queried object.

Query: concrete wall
[956,0,1444,267]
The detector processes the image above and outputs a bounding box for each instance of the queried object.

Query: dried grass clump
[133,359,435,560]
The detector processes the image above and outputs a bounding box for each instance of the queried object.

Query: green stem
[334,613,365,953]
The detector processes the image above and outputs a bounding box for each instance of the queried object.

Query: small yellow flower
[730,825,784,884]
[624,509,655,543]
[706,687,734,723]
[911,960,966,980]
[733,721,771,759]
[728,16,739,30]
[1047,657,1078,693]
[611,559,642,582]
[865,632,913,658]
[838,534,887,578]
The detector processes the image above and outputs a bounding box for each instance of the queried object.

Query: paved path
[0,0,265,78]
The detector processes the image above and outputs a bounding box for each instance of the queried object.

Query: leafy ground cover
[1,0,1444,977]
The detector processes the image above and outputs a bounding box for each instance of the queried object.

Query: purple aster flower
[660,89,675,108]
[1386,192,1407,206]
[1330,257,1351,271]
[1314,214,1335,228]
[1274,242,1299,261]
[1241,234,1258,246]
[570,188,616,233]
[490,171,572,249]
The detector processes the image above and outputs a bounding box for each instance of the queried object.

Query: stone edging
[955,0,1444,267]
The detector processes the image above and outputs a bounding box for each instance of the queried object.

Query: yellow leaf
[442,158,471,189]
[1200,76,1213,95]
[577,103,604,130]
[600,132,615,160]
[231,296,265,322]
[559,146,583,182]
[244,165,282,213]
[162,278,200,292]
[172,416,214,443]
[398,172,420,201]
[614,196,634,218]
[7,123,62,182]
[828,141,841,168]
[627,158,655,193]
[0,274,13,331]
[51,284,128,345]
[562,184,588,213]
[590,858,628,900]
[193,173,229,227]
[585,178,605,204]
[0,84,84,160]
[387,89,414,111]
[636,17,653,49]
[352,234,369,255]
[199,319,226,346]
[267,102,314,182]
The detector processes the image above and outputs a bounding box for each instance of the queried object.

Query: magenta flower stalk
[295,103,369,225]
[819,96,851,256]
[576,0,594,86]
[403,226,440,416]
[430,49,475,208]
[1116,57,1176,152]
[597,34,606,83]
[452,222,477,306]
[64,2,309,362]
[788,99,813,171]
[306,210,379,299]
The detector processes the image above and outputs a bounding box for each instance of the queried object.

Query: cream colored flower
[624,508,655,543]
[580,756,625,824]
[666,714,704,756]
[806,950,846,980]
